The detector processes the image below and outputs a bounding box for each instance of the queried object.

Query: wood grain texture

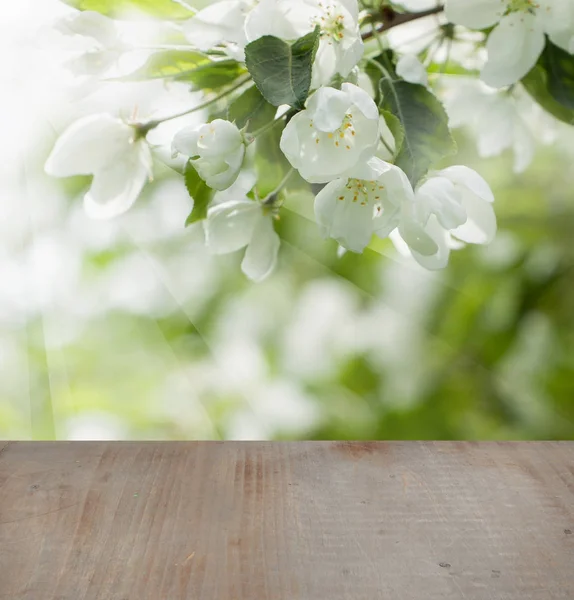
[0,442,573,599]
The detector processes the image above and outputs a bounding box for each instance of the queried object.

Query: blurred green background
[2,126,574,441]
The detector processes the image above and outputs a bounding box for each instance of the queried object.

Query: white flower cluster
[44,0,512,283]
[283,83,495,268]
[446,0,574,87]
[184,0,364,87]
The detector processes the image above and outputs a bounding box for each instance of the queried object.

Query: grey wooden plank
[0,442,573,599]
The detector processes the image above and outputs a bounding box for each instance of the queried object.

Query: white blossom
[280,83,379,184]
[56,10,123,76]
[203,200,280,282]
[396,165,497,269]
[183,0,363,85]
[396,53,428,86]
[245,0,364,86]
[173,119,246,191]
[314,158,406,252]
[442,78,556,173]
[183,0,255,62]
[45,114,152,220]
[446,0,574,88]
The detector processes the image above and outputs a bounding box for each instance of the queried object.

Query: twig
[361,6,444,41]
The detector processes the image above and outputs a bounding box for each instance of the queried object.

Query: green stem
[371,21,385,53]
[380,134,394,157]
[365,56,393,81]
[139,74,252,133]
[249,113,287,140]
[439,37,453,74]
[263,168,295,205]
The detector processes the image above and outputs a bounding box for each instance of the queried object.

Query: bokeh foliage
[2,127,573,441]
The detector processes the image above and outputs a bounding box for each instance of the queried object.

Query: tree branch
[361,6,444,40]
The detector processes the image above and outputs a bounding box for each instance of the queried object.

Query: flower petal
[396,54,428,86]
[206,145,245,191]
[341,82,379,120]
[439,165,494,203]
[314,180,374,253]
[204,200,260,254]
[183,0,248,51]
[445,0,506,29]
[378,163,415,203]
[66,49,120,76]
[213,167,257,204]
[314,179,346,235]
[84,141,152,220]
[512,117,535,174]
[312,41,340,88]
[241,214,280,282]
[399,211,439,257]
[197,119,243,158]
[416,176,466,230]
[373,202,401,239]
[336,36,365,78]
[172,126,200,157]
[279,112,304,165]
[374,163,413,238]
[481,13,545,88]
[57,10,118,47]
[450,192,497,245]
[245,0,314,41]
[45,114,130,178]
[338,0,360,19]
[475,95,515,158]
[306,86,351,132]
[411,216,451,270]
[347,156,392,181]
[538,0,574,53]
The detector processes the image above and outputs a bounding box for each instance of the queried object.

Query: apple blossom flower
[446,0,574,88]
[173,119,246,191]
[280,83,379,184]
[396,165,497,269]
[203,200,281,281]
[45,114,152,220]
[245,0,364,87]
[183,0,363,84]
[442,78,556,173]
[314,158,405,252]
[56,10,123,76]
[183,0,256,62]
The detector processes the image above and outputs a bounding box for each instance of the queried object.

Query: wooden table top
[0,441,573,599]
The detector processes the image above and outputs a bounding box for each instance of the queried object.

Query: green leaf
[244,27,320,109]
[379,78,456,186]
[380,109,404,156]
[176,60,247,90]
[539,40,574,110]
[227,85,277,132]
[124,52,246,90]
[522,65,574,125]
[184,161,214,225]
[522,41,574,125]
[61,0,193,19]
[126,51,209,78]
